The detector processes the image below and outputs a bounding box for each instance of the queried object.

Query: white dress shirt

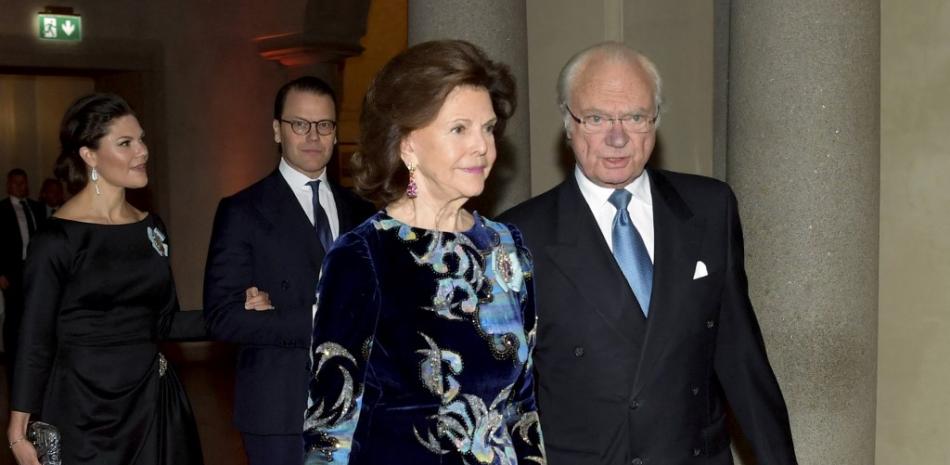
[574,165,655,263]
[10,195,32,260]
[278,158,340,240]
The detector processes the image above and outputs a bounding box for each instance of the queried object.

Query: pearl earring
[90,168,101,195]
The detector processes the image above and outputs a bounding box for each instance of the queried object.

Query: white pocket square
[693,261,708,280]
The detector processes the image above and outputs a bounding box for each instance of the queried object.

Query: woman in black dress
[6,93,270,465]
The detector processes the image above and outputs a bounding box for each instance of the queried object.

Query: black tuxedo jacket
[500,169,797,465]
[0,197,46,282]
[203,170,375,435]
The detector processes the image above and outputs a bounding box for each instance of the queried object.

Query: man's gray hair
[556,41,663,130]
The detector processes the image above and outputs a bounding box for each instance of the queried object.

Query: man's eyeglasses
[564,106,657,134]
[279,119,337,136]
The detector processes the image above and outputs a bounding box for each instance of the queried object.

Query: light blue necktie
[608,189,653,317]
[307,180,333,252]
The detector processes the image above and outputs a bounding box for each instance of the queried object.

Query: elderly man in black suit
[0,169,46,385]
[203,77,375,465]
[500,42,798,465]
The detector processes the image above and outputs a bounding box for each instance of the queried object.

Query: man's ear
[272,119,281,144]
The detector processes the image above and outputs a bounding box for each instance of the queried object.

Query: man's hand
[244,287,274,311]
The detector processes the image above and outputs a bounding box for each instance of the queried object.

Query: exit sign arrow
[37,13,82,42]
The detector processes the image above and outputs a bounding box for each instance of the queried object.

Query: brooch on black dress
[147,227,169,257]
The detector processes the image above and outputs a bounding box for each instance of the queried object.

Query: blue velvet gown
[303,212,546,465]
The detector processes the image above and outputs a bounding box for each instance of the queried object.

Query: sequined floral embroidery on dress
[304,342,363,462]
[374,218,530,363]
[372,217,544,464]
[303,214,545,465]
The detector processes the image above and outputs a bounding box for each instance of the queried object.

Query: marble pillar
[726,1,880,464]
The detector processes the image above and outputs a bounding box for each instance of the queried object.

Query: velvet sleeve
[303,232,380,464]
[505,225,547,464]
[11,222,70,414]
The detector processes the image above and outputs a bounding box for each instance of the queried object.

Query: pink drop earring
[406,164,418,199]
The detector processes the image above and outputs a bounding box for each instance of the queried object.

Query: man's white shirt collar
[279,157,328,188]
[574,165,652,209]
[574,165,655,262]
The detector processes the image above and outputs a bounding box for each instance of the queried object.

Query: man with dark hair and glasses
[0,168,46,385]
[501,42,798,465]
[204,76,375,465]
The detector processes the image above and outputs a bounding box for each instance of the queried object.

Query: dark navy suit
[500,169,797,465]
[203,170,374,464]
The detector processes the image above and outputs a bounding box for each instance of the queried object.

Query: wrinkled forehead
[571,59,655,112]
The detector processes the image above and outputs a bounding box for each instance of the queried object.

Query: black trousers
[242,432,304,465]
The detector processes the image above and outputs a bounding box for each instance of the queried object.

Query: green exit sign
[38,14,82,41]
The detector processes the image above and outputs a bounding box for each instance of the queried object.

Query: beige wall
[525,0,714,195]
[877,1,950,463]
[0,75,94,194]
[0,1,405,310]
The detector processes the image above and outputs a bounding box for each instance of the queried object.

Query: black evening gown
[11,215,204,465]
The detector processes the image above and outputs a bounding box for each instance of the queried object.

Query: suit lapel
[328,181,360,233]
[631,170,705,398]
[255,171,326,269]
[544,176,644,345]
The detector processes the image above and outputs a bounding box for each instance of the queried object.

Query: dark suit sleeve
[713,188,798,464]
[203,196,309,347]
[0,201,17,279]
[11,224,69,413]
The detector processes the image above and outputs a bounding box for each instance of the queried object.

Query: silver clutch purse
[27,421,61,465]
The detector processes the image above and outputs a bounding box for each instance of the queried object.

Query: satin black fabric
[12,215,204,465]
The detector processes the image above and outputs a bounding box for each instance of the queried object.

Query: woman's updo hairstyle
[55,93,134,194]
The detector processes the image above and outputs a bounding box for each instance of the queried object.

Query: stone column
[725,2,879,464]
[408,0,531,214]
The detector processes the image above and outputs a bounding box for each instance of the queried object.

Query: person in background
[7,93,271,465]
[0,168,46,385]
[203,76,375,465]
[38,178,65,218]
[303,40,545,465]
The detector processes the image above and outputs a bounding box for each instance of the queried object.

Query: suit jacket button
[281,280,290,290]
[629,399,640,410]
[573,346,584,357]
[692,387,700,396]
[631,458,643,465]
[693,448,702,456]
[706,320,715,328]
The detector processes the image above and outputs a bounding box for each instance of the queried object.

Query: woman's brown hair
[353,39,516,206]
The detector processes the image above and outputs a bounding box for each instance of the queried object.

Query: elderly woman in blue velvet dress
[302,40,546,465]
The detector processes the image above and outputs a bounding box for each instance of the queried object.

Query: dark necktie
[21,199,37,235]
[307,180,333,252]
[608,189,653,316]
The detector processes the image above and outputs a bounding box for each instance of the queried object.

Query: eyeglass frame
[279,118,337,136]
[564,105,658,134]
